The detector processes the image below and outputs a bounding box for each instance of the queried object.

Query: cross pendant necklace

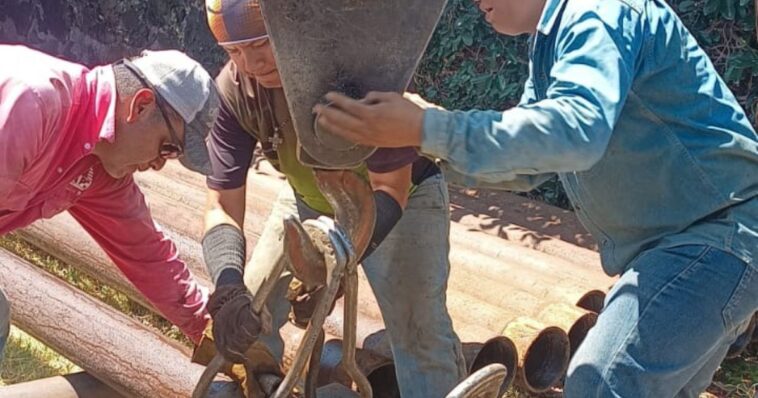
[268,126,284,151]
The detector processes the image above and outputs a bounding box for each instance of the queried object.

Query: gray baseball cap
[130,50,219,175]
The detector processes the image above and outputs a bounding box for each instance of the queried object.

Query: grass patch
[0,327,80,386]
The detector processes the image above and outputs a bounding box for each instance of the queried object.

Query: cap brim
[178,85,220,176]
[180,120,213,176]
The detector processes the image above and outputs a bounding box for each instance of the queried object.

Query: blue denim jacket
[422,0,757,276]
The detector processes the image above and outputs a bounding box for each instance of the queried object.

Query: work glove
[192,320,283,398]
[207,284,272,363]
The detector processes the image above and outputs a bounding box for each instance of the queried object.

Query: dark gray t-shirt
[207,62,439,208]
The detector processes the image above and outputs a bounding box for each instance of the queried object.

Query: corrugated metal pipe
[461,337,518,396]
[502,317,570,393]
[317,339,399,397]
[575,289,606,314]
[536,303,598,358]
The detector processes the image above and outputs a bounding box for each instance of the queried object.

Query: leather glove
[208,284,271,363]
[192,320,282,398]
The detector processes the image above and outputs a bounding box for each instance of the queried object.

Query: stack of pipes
[0,249,240,398]
[3,161,616,396]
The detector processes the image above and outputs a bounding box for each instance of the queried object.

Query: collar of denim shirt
[536,0,566,36]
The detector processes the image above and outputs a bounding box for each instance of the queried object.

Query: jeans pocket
[408,174,447,211]
[721,259,758,333]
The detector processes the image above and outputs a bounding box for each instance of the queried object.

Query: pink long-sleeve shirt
[0,45,209,343]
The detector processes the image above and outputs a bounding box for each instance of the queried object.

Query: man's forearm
[202,223,246,287]
[437,160,556,192]
[120,256,209,344]
[421,104,611,179]
[67,196,210,345]
[203,187,248,287]
[361,190,403,261]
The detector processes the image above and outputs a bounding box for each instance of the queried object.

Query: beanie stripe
[206,0,267,45]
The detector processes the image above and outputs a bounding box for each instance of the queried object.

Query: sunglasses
[118,58,185,160]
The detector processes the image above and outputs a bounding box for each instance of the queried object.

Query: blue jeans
[243,173,466,398]
[565,245,758,398]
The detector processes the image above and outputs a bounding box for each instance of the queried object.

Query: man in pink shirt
[0,45,220,355]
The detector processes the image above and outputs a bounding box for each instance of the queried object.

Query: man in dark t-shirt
[197,1,466,396]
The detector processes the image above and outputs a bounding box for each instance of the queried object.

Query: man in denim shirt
[314,0,758,396]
